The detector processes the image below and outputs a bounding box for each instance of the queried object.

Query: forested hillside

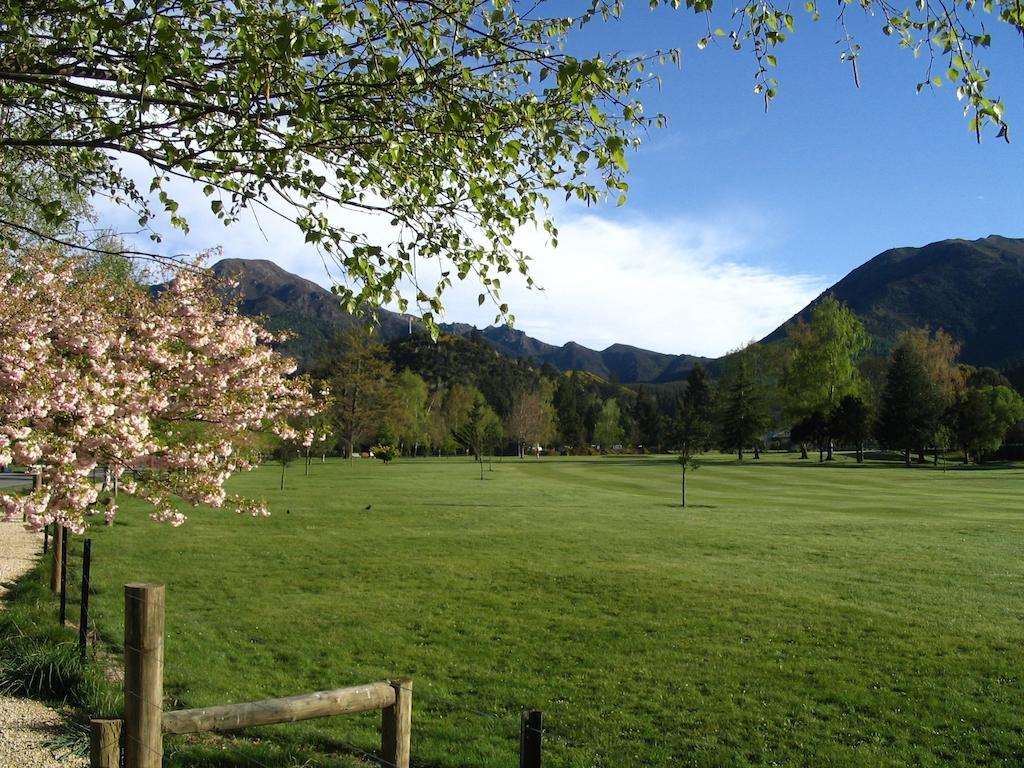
[762,235,1024,367]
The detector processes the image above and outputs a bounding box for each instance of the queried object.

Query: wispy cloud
[427,209,827,357]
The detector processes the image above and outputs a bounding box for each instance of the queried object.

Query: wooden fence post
[50,524,63,593]
[123,584,164,768]
[381,678,412,768]
[520,709,543,768]
[90,718,122,768]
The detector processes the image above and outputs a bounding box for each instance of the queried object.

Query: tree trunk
[856,441,864,463]
[280,461,286,490]
[680,468,686,508]
[904,448,911,466]
[799,443,808,460]
[737,447,743,460]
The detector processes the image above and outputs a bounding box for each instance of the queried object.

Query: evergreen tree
[673,364,715,506]
[323,329,396,459]
[830,395,872,462]
[717,346,770,460]
[632,387,663,452]
[876,344,941,465]
[553,375,585,448]
[682,365,715,430]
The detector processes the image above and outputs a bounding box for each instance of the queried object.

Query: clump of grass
[0,631,84,699]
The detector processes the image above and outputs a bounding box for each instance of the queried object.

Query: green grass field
[68,453,1024,767]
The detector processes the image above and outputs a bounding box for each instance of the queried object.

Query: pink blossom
[0,249,314,531]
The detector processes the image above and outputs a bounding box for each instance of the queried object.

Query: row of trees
[314,330,538,461]
[696,298,1024,466]
[312,297,1024,469]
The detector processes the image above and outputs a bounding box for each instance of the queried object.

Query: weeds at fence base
[0,558,121,756]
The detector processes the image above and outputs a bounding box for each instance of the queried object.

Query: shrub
[371,444,400,464]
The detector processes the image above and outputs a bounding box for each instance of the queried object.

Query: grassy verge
[0,547,121,756]
[7,453,1024,767]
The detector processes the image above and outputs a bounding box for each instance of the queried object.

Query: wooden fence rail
[161,680,407,734]
[99,583,413,768]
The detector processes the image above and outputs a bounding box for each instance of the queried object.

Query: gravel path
[0,520,87,768]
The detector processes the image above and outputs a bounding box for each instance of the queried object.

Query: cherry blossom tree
[0,248,314,531]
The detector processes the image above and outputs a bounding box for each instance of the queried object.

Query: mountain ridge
[760,234,1024,367]
[208,234,1024,380]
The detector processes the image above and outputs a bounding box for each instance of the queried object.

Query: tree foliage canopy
[1,0,1019,320]
[784,295,869,419]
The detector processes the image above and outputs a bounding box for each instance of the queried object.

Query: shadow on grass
[166,730,455,768]
[741,451,1022,471]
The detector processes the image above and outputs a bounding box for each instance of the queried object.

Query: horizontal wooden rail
[162,682,397,734]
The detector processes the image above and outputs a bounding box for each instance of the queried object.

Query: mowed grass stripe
[80,456,1024,768]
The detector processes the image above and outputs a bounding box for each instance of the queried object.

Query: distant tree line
[307,297,1024,465]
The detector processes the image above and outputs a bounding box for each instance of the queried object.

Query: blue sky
[99,2,1024,358]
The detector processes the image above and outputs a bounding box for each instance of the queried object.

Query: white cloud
[424,210,827,357]
[93,166,826,358]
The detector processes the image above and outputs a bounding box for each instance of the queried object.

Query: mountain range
[210,234,1024,382]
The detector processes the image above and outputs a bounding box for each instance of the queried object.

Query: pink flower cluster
[0,250,314,531]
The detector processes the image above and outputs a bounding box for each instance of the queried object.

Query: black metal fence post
[79,539,91,660]
[58,528,68,624]
[520,709,543,768]
[43,523,49,554]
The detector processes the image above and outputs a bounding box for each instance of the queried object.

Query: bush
[371,444,400,464]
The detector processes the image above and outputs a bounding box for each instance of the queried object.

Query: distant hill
[761,235,1024,368]
[439,324,712,384]
[210,259,413,367]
